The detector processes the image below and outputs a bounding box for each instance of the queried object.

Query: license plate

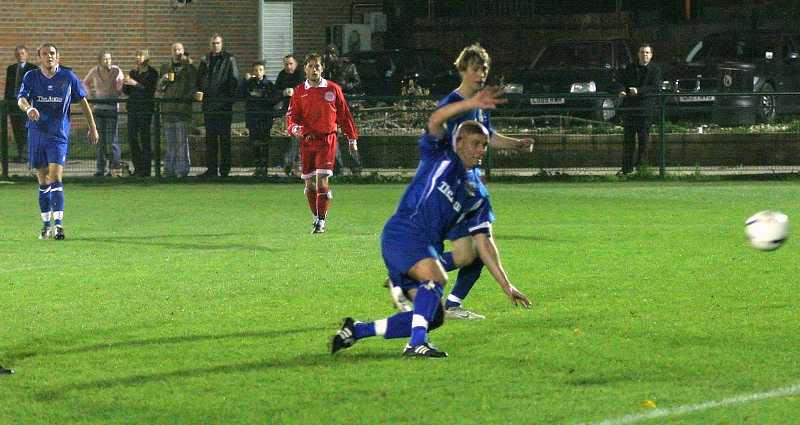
[530,97,565,105]
[678,95,715,103]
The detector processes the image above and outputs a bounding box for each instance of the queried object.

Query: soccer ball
[744,210,789,251]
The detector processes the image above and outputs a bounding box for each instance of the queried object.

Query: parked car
[503,37,635,122]
[342,49,459,103]
[661,30,800,125]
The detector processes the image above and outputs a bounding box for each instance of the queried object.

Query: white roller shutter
[260,1,293,81]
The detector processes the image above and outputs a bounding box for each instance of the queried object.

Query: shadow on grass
[75,232,273,252]
[29,329,403,402]
[10,327,329,361]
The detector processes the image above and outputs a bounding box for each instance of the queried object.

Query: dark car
[342,49,459,101]
[662,30,800,125]
[503,37,635,122]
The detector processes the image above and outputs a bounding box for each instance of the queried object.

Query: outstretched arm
[490,131,534,152]
[473,231,531,308]
[427,86,506,139]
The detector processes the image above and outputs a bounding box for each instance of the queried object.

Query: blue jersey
[434,90,496,240]
[18,67,87,141]
[435,90,494,145]
[393,132,493,245]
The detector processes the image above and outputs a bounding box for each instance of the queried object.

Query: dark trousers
[334,140,363,175]
[203,111,233,176]
[9,110,27,161]
[249,130,270,168]
[128,111,153,176]
[622,116,652,174]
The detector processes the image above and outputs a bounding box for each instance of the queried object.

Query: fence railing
[2,91,799,180]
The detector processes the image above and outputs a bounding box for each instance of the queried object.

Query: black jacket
[236,76,279,132]
[5,62,38,100]
[122,65,159,113]
[197,51,239,111]
[614,61,661,116]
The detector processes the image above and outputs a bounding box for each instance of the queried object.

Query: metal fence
[2,92,800,181]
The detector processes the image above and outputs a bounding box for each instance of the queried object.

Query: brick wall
[0,0,374,94]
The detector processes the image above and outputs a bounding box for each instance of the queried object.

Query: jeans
[163,121,191,176]
[283,136,300,170]
[94,108,121,173]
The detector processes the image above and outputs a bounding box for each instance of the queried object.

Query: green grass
[1,181,799,424]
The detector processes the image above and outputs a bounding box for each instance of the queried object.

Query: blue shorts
[29,129,68,168]
[381,216,443,292]
[445,222,470,241]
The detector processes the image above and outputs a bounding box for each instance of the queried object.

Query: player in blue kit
[18,43,98,240]
[386,44,534,320]
[329,87,530,358]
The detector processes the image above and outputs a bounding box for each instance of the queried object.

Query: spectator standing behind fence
[614,43,661,177]
[83,49,124,177]
[274,54,304,176]
[197,33,239,178]
[5,45,38,163]
[157,42,197,178]
[122,49,158,177]
[18,42,98,240]
[321,44,363,176]
[286,53,358,234]
[237,61,278,177]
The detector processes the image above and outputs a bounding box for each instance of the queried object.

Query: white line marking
[578,383,800,425]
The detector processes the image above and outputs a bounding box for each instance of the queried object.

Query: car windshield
[686,34,780,63]
[534,42,612,68]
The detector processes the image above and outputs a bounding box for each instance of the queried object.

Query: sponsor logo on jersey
[437,180,462,213]
[36,95,64,103]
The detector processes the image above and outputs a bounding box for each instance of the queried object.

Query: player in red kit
[286,53,358,233]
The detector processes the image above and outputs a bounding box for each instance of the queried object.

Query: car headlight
[661,80,674,91]
[570,81,596,93]
[504,83,523,94]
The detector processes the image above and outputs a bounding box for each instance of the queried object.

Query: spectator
[157,42,197,178]
[615,42,661,176]
[321,44,360,93]
[4,45,38,163]
[237,60,278,177]
[321,44,363,176]
[83,49,124,177]
[285,53,358,234]
[18,42,98,240]
[122,49,158,177]
[197,33,239,178]
[274,54,304,176]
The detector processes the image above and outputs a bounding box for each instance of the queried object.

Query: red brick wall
[0,0,372,94]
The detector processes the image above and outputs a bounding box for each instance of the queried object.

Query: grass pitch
[1,181,799,424]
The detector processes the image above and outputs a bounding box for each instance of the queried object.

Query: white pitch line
[578,383,800,425]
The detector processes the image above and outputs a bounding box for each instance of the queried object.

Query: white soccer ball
[744,210,789,251]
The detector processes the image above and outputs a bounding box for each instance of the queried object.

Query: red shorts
[300,133,337,179]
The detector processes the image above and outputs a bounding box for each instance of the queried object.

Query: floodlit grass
[1,181,799,424]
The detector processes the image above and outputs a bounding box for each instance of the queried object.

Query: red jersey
[285,78,357,140]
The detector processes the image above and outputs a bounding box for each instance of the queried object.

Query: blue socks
[39,184,52,226]
[351,280,444,347]
[442,256,484,310]
[409,280,443,346]
[50,182,64,226]
[354,311,414,340]
[39,182,65,227]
